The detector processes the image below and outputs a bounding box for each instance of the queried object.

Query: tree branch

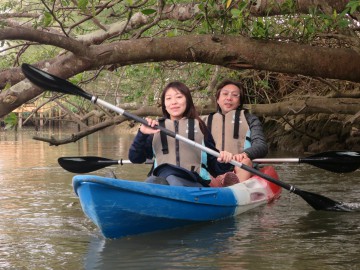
[0,25,89,57]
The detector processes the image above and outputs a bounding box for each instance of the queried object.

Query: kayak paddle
[254,151,360,173]
[58,156,153,173]
[21,63,354,212]
[58,151,360,174]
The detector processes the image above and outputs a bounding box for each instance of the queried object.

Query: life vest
[203,109,251,153]
[152,118,210,179]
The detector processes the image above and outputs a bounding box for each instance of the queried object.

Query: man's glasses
[220,91,240,98]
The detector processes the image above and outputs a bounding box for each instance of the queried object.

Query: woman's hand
[139,117,160,135]
[217,151,233,163]
[233,152,249,162]
[233,152,252,167]
[233,153,253,174]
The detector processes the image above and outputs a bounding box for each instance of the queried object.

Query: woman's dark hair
[215,79,246,111]
[160,81,209,137]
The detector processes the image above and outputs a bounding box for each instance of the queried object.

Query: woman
[203,79,268,187]
[128,81,235,187]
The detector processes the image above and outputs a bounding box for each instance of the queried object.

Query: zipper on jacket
[174,120,180,166]
[221,114,225,151]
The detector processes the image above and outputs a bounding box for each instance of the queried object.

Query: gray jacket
[243,112,268,159]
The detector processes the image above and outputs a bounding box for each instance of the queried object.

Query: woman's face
[217,84,241,114]
[164,87,187,120]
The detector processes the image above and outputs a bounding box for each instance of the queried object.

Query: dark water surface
[1,129,359,269]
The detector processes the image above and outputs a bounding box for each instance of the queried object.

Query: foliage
[228,1,357,41]
[346,0,360,14]
[3,112,18,130]
[0,0,359,121]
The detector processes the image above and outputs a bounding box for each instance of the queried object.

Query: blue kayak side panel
[73,176,238,238]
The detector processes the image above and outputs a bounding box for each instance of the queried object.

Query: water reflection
[84,217,243,269]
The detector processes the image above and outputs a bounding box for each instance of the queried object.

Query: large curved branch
[0,26,89,57]
[1,34,359,118]
[88,35,360,82]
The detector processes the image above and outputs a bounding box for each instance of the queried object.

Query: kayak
[73,166,282,239]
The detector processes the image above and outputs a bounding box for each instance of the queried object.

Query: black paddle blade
[301,151,360,173]
[21,63,92,100]
[294,189,354,212]
[58,156,118,173]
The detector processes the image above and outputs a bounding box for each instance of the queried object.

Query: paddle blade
[294,189,354,212]
[21,63,92,100]
[301,151,360,173]
[58,156,118,173]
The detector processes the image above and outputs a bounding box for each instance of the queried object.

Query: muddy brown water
[1,129,359,269]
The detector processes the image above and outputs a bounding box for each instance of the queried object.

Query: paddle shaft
[59,154,359,174]
[254,158,300,163]
[121,158,301,164]
[90,158,308,165]
[103,159,131,165]
[86,158,301,165]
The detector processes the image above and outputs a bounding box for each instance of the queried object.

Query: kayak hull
[73,166,281,238]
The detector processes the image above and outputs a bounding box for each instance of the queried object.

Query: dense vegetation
[0,0,359,151]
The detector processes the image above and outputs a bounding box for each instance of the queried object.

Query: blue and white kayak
[73,166,282,239]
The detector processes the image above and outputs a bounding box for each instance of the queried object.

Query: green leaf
[338,18,350,28]
[167,29,178,37]
[125,0,134,5]
[230,8,242,18]
[4,112,18,130]
[346,0,360,14]
[78,0,88,11]
[42,12,53,27]
[61,0,70,6]
[141,9,157,15]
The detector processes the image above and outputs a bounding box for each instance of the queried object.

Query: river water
[0,128,359,270]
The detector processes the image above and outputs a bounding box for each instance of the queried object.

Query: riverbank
[263,115,360,153]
